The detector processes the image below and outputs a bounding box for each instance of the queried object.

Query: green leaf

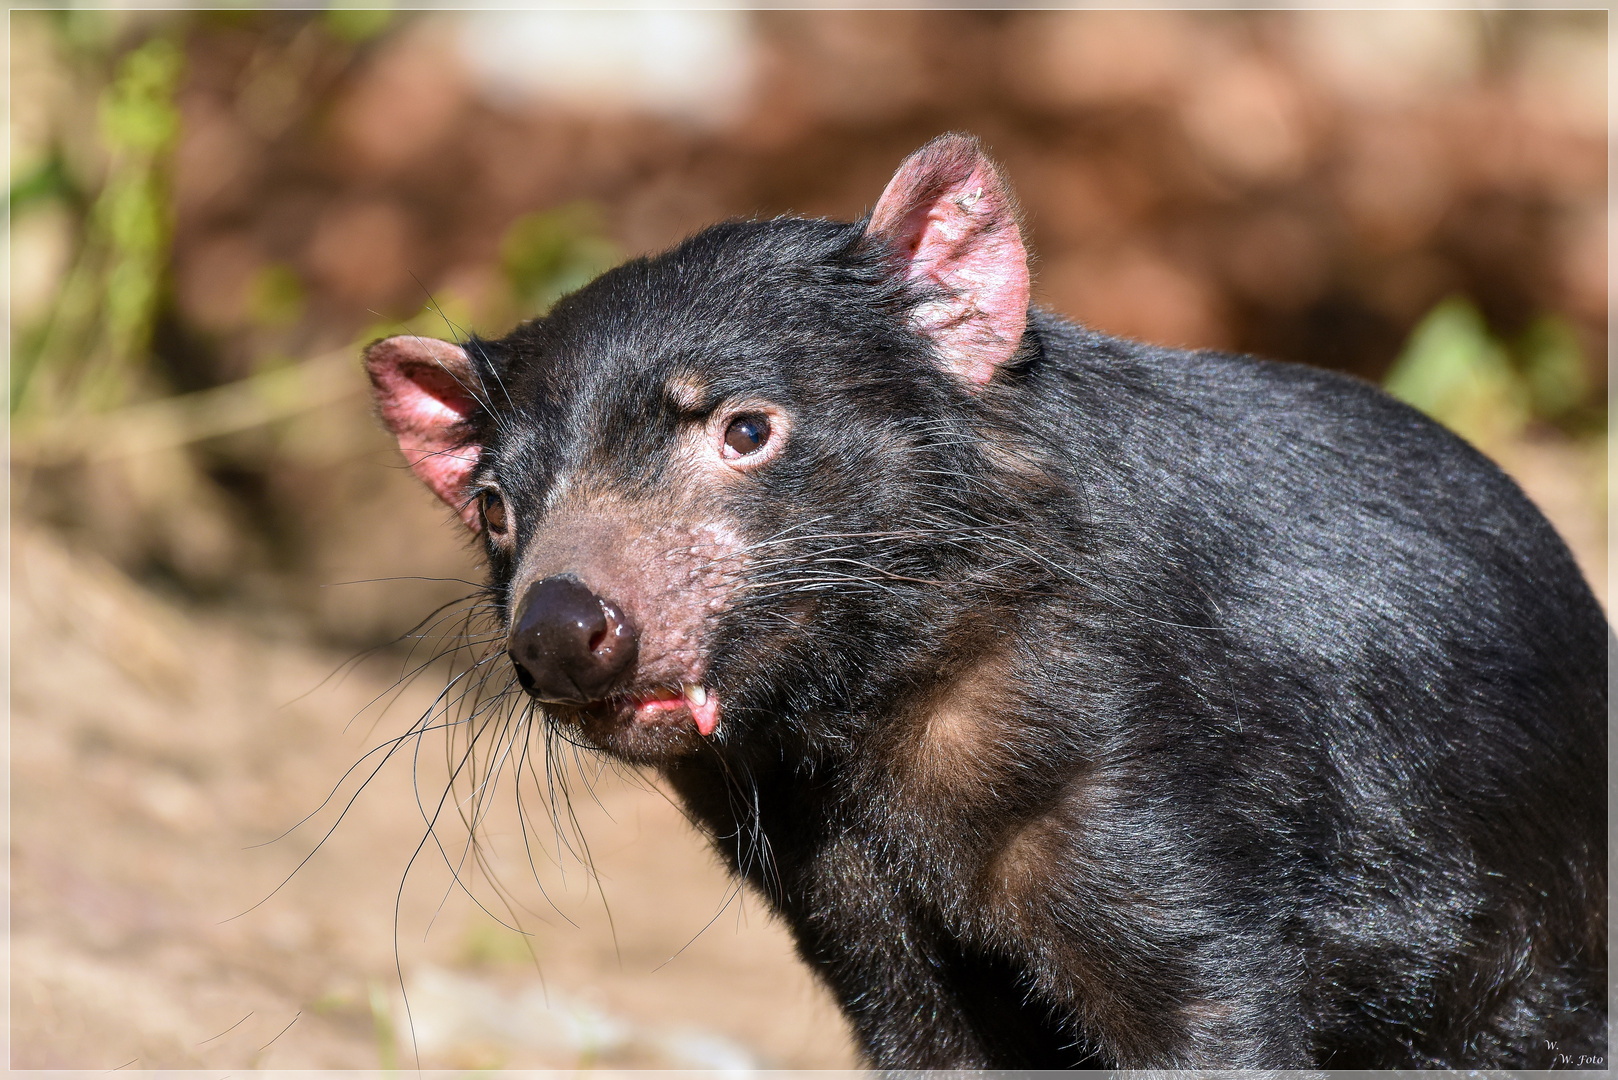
[1383,296,1530,450]
[323,7,395,44]
[98,38,184,154]
[500,202,620,316]
[1517,314,1590,420]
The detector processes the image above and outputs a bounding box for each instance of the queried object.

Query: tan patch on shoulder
[989,811,1066,896]
[979,771,1109,914]
[901,649,1019,793]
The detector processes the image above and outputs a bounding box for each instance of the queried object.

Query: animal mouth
[628,682,721,735]
[544,680,722,741]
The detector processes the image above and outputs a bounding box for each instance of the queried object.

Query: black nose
[507,576,638,703]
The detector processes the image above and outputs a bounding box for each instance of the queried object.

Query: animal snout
[507,575,639,703]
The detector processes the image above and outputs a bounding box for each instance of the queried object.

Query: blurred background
[10,8,1607,1069]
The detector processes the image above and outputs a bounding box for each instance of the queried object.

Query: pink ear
[866,134,1031,387]
[364,335,485,530]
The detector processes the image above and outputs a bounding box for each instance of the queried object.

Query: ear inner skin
[364,335,485,529]
[866,133,1030,387]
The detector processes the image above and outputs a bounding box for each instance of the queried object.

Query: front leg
[787,835,1006,1068]
[664,758,1080,1066]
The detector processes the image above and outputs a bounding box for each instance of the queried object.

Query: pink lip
[630,689,720,736]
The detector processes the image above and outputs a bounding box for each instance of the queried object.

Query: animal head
[366,134,1052,765]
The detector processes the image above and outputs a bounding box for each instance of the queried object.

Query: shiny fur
[369,139,1608,1069]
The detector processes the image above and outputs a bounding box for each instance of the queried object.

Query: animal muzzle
[506,575,639,703]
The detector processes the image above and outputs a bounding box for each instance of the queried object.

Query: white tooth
[683,683,708,706]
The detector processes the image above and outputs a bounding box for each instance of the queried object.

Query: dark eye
[481,491,508,535]
[724,415,771,456]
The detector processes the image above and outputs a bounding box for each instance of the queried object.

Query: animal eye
[481,491,509,535]
[724,415,771,457]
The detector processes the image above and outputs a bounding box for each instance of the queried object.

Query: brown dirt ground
[8,430,1605,1069]
[9,520,857,1069]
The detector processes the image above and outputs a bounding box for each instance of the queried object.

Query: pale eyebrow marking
[664,374,709,413]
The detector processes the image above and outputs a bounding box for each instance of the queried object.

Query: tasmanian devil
[363,134,1608,1069]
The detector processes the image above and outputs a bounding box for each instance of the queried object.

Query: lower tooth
[683,683,707,706]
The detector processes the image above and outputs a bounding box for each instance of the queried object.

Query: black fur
[437,214,1607,1069]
